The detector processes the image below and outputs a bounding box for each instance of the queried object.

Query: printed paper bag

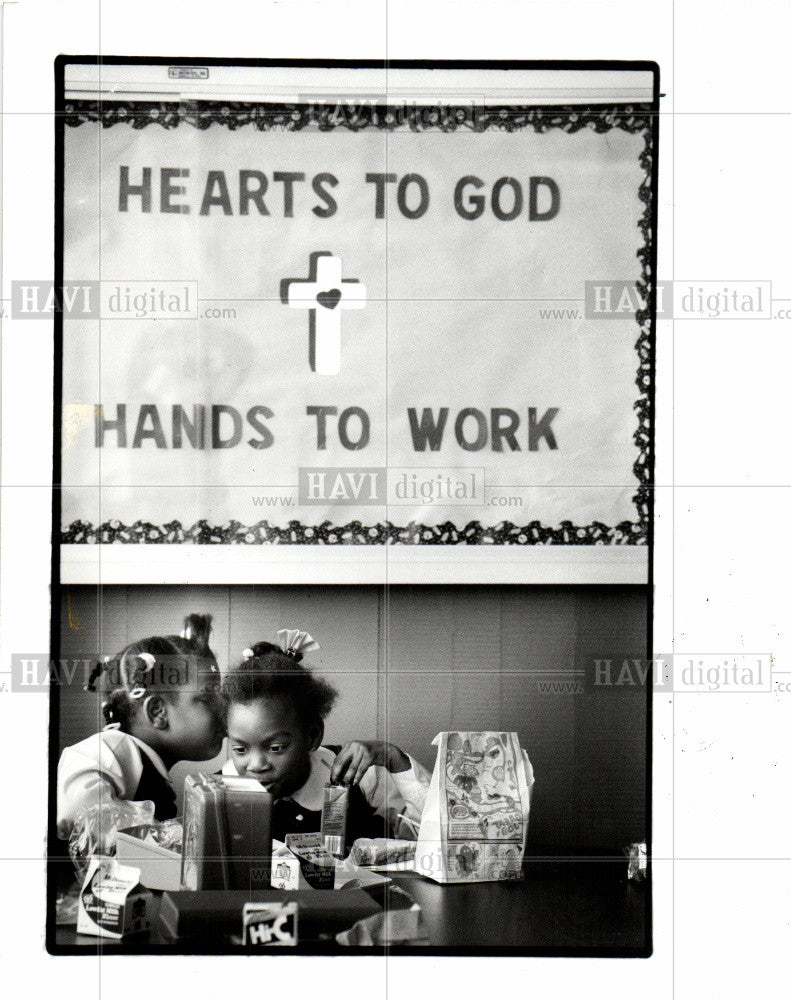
[415,732,534,884]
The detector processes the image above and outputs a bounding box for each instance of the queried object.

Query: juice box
[320,783,349,857]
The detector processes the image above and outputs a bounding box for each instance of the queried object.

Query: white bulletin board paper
[59,64,656,583]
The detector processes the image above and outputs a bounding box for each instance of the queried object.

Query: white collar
[221,746,334,810]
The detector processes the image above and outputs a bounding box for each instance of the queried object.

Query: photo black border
[48,55,659,959]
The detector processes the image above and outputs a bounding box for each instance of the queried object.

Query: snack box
[158,888,381,941]
[77,858,152,940]
[116,825,182,892]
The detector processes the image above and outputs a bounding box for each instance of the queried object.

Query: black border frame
[48,55,659,959]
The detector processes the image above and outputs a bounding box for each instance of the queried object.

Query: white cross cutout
[280,252,366,374]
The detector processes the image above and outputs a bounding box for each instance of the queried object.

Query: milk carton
[77,858,152,939]
[270,833,336,890]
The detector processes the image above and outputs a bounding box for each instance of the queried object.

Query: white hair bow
[277,629,320,657]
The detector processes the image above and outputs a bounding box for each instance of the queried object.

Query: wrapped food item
[415,732,534,883]
[150,818,183,851]
[336,884,426,947]
[55,884,82,926]
[68,799,156,878]
[626,842,648,881]
[349,838,417,868]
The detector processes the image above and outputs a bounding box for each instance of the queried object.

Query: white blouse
[56,729,172,838]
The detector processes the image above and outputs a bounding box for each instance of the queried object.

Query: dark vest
[133,752,177,821]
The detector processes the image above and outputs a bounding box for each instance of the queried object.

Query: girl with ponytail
[57,614,224,844]
[221,630,430,845]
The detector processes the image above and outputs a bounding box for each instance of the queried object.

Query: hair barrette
[120,650,155,692]
[85,654,113,693]
[242,647,254,660]
[277,628,320,657]
[137,652,156,672]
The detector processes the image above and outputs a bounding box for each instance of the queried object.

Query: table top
[50,859,650,957]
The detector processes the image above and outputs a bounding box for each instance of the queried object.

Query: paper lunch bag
[415,731,534,884]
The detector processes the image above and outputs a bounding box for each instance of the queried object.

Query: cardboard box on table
[115,825,182,891]
[159,888,381,940]
[415,731,535,884]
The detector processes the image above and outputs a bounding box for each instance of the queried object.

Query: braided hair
[86,614,218,731]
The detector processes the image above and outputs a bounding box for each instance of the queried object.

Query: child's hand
[331,740,411,785]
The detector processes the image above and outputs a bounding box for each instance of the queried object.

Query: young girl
[221,631,430,844]
[57,614,225,848]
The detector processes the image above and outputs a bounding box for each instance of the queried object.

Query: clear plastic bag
[118,818,183,852]
[148,818,183,852]
[68,799,155,878]
[55,883,82,926]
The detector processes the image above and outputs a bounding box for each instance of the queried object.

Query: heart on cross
[316,288,342,310]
